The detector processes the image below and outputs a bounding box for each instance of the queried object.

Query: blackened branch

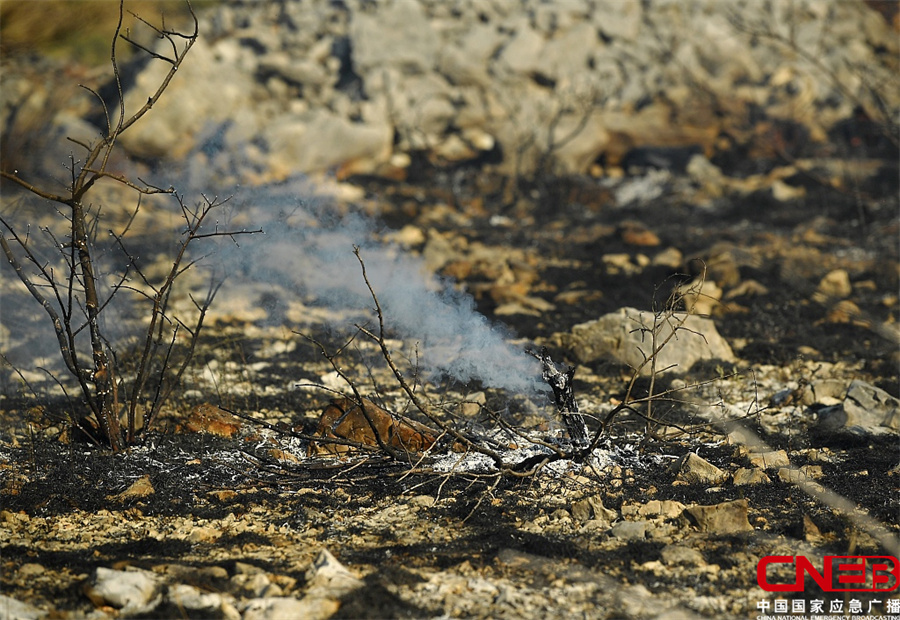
[531,349,589,448]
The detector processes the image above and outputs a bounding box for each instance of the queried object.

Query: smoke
[206,176,550,399]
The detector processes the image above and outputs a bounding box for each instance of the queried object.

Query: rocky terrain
[1,1,898,619]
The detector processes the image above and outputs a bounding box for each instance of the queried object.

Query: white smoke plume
[211,177,550,399]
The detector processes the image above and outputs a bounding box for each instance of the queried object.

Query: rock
[264,110,393,177]
[350,0,438,74]
[165,584,241,620]
[107,474,155,502]
[770,179,806,201]
[0,595,47,620]
[571,495,617,524]
[748,450,790,470]
[637,500,686,519]
[677,278,723,316]
[673,453,727,485]
[684,499,754,535]
[534,22,597,83]
[611,520,648,541]
[186,403,242,437]
[800,379,848,406]
[17,563,45,578]
[660,545,705,567]
[83,567,163,615]
[243,597,333,620]
[231,572,277,598]
[615,584,694,620]
[777,466,824,483]
[117,38,255,159]
[497,21,546,76]
[816,269,853,299]
[816,380,900,436]
[732,468,771,486]
[305,549,363,598]
[560,307,735,375]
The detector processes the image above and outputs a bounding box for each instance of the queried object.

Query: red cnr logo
[757,555,900,592]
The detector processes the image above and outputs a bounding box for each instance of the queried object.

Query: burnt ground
[1,148,899,618]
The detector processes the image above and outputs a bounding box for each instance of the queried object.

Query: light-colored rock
[166,584,240,620]
[611,520,648,541]
[243,597,335,620]
[660,545,705,567]
[305,549,363,598]
[560,307,735,375]
[264,110,393,177]
[83,567,163,615]
[350,0,437,74]
[684,499,754,534]
[117,38,256,159]
[817,380,900,436]
[817,269,853,299]
[572,495,618,524]
[673,453,727,485]
[497,21,546,76]
[777,466,824,483]
[0,595,47,620]
[732,467,771,486]
[637,500,686,519]
[748,450,790,470]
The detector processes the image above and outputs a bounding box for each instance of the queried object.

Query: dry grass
[0,0,214,65]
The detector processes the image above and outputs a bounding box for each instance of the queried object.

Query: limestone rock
[264,110,393,177]
[817,380,900,436]
[610,520,648,541]
[748,450,790,470]
[560,307,736,375]
[117,38,256,159]
[0,595,47,620]
[673,453,727,485]
[83,567,163,616]
[733,467,771,486]
[684,499,754,535]
[243,597,332,620]
[350,0,438,74]
[164,584,240,620]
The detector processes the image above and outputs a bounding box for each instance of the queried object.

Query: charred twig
[530,348,589,448]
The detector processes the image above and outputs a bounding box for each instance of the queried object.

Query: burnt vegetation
[1,0,260,451]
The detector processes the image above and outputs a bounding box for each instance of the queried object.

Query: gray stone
[83,567,163,616]
[534,22,598,82]
[350,0,438,74]
[264,110,392,176]
[305,549,363,597]
[497,21,546,76]
[660,545,705,567]
[561,307,735,375]
[817,380,900,436]
[611,520,648,541]
[117,38,256,159]
[593,0,643,40]
[243,597,333,620]
[166,584,240,620]
[0,595,47,620]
